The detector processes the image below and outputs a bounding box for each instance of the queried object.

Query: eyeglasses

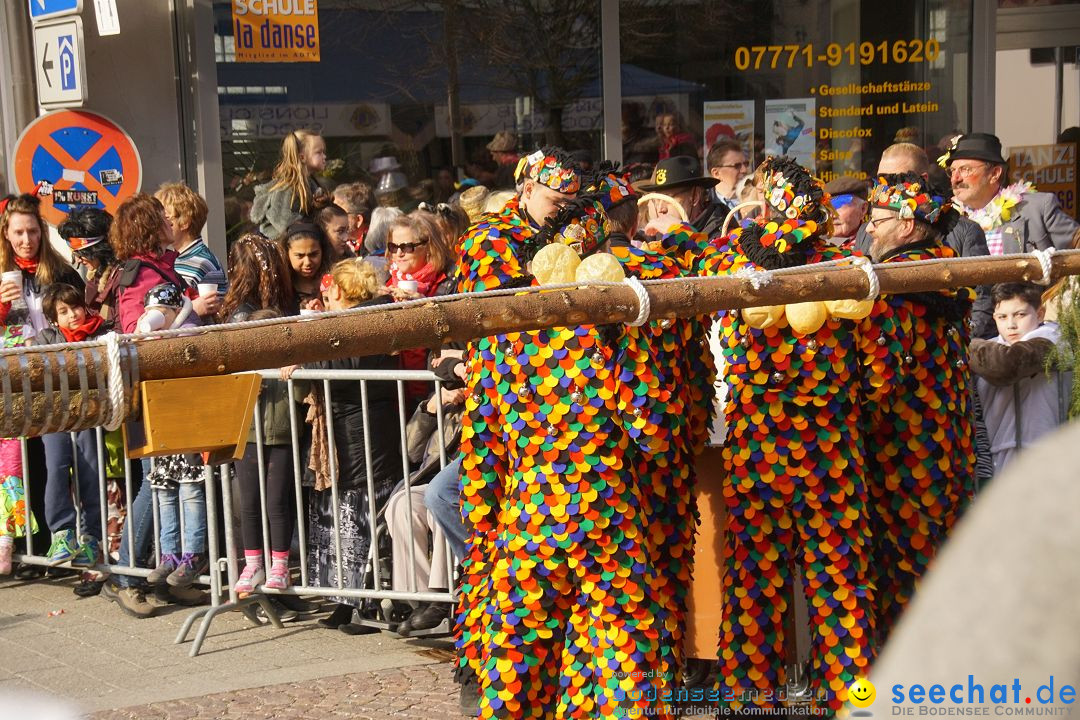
[949,163,988,179]
[387,240,429,254]
[867,215,898,229]
[719,161,750,169]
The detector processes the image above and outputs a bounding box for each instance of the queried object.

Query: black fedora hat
[637,156,719,192]
[947,133,1006,165]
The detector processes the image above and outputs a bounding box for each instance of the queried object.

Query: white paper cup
[137,309,166,333]
[299,308,317,316]
[397,279,418,293]
[1,270,23,291]
[197,283,218,297]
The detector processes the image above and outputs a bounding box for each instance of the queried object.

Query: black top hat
[637,156,719,192]
[947,133,1006,165]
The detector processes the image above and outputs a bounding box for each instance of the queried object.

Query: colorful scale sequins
[855,242,976,645]
[695,227,876,714]
[455,197,714,718]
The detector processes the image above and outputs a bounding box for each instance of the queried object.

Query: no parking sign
[9,110,142,227]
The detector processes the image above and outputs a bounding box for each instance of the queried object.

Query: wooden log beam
[4,251,1079,393]
[123,250,1080,380]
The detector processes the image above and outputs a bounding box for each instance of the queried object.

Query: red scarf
[13,256,39,274]
[59,314,104,343]
[389,262,445,298]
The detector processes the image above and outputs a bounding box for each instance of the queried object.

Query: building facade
[1,0,1077,259]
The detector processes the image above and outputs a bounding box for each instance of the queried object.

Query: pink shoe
[264,561,290,590]
[234,563,265,595]
[0,536,13,575]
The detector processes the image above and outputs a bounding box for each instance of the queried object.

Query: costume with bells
[856,174,976,645]
[698,157,876,713]
[454,153,712,719]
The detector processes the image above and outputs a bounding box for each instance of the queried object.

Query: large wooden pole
[3,252,1078,394]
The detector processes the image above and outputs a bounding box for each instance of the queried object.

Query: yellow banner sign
[1009,143,1078,220]
[232,0,320,63]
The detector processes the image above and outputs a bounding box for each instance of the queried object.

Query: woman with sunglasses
[58,207,123,329]
[385,211,456,407]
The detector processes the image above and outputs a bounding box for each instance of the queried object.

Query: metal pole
[96,428,108,558]
[70,433,82,537]
[220,459,240,605]
[1055,46,1064,140]
[600,0,623,165]
[287,379,308,587]
[398,381,417,594]
[20,438,33,556]
[203,465,221,605]
[254,395,271,569]
[360,380,381,591]
[323,379,343,592]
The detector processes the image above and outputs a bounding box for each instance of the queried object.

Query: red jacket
[116,250,186,334]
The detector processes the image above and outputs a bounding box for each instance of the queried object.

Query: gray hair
[364,206,404,255]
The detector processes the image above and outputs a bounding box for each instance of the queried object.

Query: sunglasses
[387,240,428,254]
[719,161,750,169]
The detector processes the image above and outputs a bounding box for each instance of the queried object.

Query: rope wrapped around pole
[3,249,1080,435]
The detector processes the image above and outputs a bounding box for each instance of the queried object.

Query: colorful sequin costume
[682,158,876,714]
[454,156,713,719]
[856,175,976,645]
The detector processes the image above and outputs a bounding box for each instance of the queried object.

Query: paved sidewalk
[0,574,467,718]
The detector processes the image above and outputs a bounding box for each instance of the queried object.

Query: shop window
[213,0,602,245]
[619,0,973,184]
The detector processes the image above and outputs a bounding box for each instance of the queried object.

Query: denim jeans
[424,455,467,562]
[115,458,153,588]
[42,430,102,539]
[156,482,207,555]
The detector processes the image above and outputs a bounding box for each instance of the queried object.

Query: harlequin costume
[856,174,976,645]
[683,157,877,714]
[454,153,713,719]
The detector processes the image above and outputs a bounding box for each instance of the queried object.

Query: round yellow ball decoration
[531,243,582,285]
[824,298,874,320]
[785,301,828,335]
[576,252,626,283]
[742,305,786,329]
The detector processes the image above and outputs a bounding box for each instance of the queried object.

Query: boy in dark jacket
[36,284,108,568]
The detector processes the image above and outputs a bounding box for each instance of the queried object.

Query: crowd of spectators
[1,121,1078,652]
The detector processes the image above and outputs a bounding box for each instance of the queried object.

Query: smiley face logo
[848,678,876,708]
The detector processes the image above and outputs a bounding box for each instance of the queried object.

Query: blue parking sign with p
[28,0,82,22]
[59,34,75,89]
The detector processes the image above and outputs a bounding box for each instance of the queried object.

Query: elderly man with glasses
[942,132,1078,255]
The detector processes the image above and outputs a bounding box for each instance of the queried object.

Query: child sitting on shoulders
[969,282,1064,475]
[135,283,210,589]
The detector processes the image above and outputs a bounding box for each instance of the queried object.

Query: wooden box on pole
[123,374,261,461]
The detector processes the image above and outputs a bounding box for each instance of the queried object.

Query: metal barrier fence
[4,362,1073,656]
[7,368,460,656]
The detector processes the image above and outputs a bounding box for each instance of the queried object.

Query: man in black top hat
[942,132,1078,254]
[638,155,729,240]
